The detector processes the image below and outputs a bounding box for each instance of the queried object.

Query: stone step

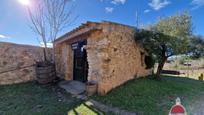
[58,80,86,95]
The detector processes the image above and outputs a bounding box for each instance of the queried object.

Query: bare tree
[28,0,76,62]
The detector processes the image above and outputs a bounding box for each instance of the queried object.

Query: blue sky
[0,0,204,46]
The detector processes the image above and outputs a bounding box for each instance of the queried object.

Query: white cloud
[144,9,150,13]
[148,0,171,10]
[192,0,204,9]
[105,7,114,13]
[111,0,126,5]
[0,34,9,39]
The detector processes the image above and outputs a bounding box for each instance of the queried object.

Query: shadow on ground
[0,81,103,115]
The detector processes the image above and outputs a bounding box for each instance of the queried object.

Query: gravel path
[87,99,138,115]
[190,94,204,115]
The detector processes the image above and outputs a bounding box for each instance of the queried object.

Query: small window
[144,55,155,69]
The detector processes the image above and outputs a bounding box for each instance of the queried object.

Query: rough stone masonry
[0,42,52,85]
[55,21,152,95]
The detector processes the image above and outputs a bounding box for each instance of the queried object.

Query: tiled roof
[55,21,136,44]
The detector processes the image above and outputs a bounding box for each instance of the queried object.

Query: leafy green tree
[188,35,204,58]
[135,12,192,79]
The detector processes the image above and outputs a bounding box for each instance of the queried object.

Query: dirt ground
[155,59,204,80]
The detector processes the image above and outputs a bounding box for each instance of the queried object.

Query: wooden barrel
[86,82,97,96]
[35,62,56,84]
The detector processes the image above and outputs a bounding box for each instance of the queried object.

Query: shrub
[145,55,155,69]
[179,58,186,65]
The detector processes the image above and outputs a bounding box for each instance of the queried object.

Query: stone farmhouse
[54,21,152,95]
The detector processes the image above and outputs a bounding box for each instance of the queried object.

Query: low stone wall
[0,42,52,85]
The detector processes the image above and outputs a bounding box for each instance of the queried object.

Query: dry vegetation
[161,57,204,80]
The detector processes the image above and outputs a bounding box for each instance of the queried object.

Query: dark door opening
[72,40,88,83]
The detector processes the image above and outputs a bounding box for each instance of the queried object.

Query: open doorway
[72,40,88,83]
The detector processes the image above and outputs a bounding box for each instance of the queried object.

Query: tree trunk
[155,44,168,80]
[156,56,167,79]
[52,43,55,63]
[52,42,57,77]
[43,47,47,61]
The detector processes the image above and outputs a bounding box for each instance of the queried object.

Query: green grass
[2,76,204,115]
[93,75,204,115]
[0,82,101,115]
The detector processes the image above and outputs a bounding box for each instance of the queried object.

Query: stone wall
[55,42,73,80]
[86,23,151,95]
[0,42,52,85]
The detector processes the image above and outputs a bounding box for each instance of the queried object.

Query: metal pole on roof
[136,10,139,28]
[135,1,141,29]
